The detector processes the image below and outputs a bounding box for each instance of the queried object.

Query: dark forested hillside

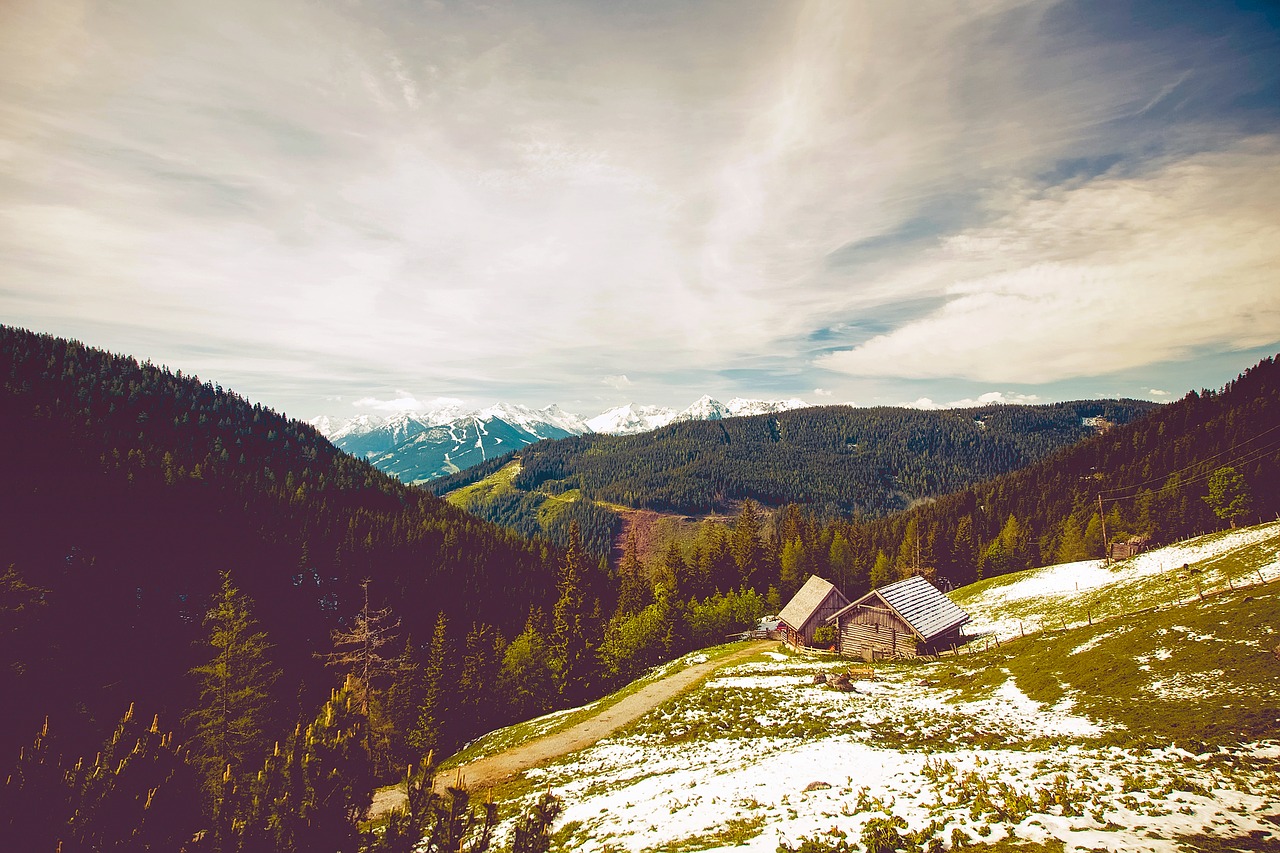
[0,326,567,761]
[795,356,1280,599]
[431,399,1156,558]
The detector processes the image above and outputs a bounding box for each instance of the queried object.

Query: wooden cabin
[826,575,969,660]
[1109,535,1150,561]
[777,575,850,649]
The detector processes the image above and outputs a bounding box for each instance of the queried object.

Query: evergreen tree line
[0,326,576,762]
[1,570,565,852]
[581,357,1280,684]
[431,399,1157,522]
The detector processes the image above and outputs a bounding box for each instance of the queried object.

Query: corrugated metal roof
[876,575,969,640]
[829,575,968,641]
[778,575,839,630]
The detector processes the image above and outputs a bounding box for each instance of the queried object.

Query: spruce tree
[551,522,590,701]
[614,530,651,618]
[457,623,502,746]
[384,634,426,772]
[869,550,892,589]
[410,611,453,758]
[730,501,764,589]
[1054,515,1088,563]
[185,570,280,801]
[499,609,554,721]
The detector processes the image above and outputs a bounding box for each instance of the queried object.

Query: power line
[1098,437,1280,505]
[1097,422,1280,498]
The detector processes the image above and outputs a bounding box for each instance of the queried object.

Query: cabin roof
[778,575,843,631]
[828,575,969,641]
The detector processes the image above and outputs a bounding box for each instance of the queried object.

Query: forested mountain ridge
[431,399,1157,560]
[788,355,1280,600]
[0,325,570,761]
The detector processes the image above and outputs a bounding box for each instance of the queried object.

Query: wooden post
[1087,608,1092,626]
[1019,621,1024,638]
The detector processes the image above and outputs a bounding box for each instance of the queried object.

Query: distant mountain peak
[316,394,813,479]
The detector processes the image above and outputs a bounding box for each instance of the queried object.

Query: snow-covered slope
[315,395,812,478]
[954,521,1280,640]
[587,396,810,435]
[473,523,1280,853]
[585,403,677,435]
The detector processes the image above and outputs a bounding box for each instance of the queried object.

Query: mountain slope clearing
[461,523,1280,852]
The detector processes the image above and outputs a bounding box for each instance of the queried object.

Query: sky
[2,0,1279,421]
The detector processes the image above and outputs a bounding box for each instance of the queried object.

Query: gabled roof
[828,575,969,641]
[778,575,843,631]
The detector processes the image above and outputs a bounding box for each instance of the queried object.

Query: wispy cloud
[818,139,1280,383]
[1,0,1277,417]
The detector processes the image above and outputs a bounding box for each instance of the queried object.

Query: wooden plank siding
[804,588,854,648]
[779,576,851,648]
[837,604,918,660]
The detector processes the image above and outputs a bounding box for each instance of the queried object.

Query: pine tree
[614,530,651,618]
[184,570,280,801]
[508,791,564,853]
[951,515,978,582]
[551,522,590,701]
[869,550,892,589]
[730,501,764,589]
[499,609,554,721]
[322,579,400,714]
[1054,515,1088,564]
[296,675,373,853]
[410,611,453,758]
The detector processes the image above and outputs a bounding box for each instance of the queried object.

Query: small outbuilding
[1109,535,1150,561]
[826,575,969,660]
[777,575,850,649]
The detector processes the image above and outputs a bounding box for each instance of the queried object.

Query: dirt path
[369,640,772,819]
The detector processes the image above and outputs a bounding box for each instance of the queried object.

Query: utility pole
[1098,493,1110,565]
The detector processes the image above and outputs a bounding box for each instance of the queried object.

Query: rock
[804,781,831,792]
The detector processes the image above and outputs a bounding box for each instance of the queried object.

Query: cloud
[902,391,1042,410]
[818,139,1280,383]
[813,387,833,397]
[1149,389,1170,397]
[1,0,1277,417]
[350,393,467,414]
[603,374,632,390]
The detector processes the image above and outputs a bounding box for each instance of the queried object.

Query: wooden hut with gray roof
[825,575,969,660]
[777,575,850,649]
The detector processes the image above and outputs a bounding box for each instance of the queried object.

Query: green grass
[439,642,761,772]
[937,582,1280,748]
[950,522,1280,635]
[648,815,767,851]
[535,488,582,524]
[444,461,521,509]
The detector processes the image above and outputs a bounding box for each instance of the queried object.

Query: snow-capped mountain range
[310,396,808,483]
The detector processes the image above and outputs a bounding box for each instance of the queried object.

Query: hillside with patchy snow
[465,523,1280,853]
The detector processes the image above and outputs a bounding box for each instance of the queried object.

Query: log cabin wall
[802,589,853,646]
[837,604,919,660]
